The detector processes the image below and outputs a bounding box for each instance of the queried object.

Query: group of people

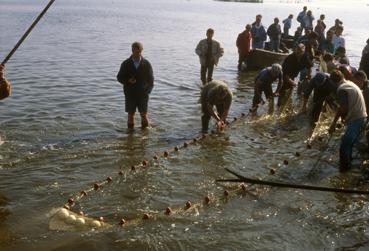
[2,7,369,174]
[188,7,369,173]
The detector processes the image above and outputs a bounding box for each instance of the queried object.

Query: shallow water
[1,0,369,250]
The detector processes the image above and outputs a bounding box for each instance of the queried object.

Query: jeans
[340,117,367,171]
[270,39,280,52]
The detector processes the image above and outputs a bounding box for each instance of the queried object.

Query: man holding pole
[0,65,10,100]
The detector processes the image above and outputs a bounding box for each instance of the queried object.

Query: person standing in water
[117,42,154,129]
[195,28,224,85]
[328,70,367,172]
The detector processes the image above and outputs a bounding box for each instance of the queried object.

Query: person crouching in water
[201,80,232,133]
[328,70,367,172]
[250,63,282,114]
[0,64,10,100]
[300,70,341,128]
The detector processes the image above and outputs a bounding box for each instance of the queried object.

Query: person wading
[195,28,224,85]
[117,42,154,130]
[250,64,282,114]
[277,43,313,109]
[200,80,232,133]
[328,70,367,172]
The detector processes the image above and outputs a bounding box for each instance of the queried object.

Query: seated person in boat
[200,80,232,133]
[301,71,342,127]
[250,64,282,114]
[0,64,10,100]
[329,70,367,172]
[277,43,313,108]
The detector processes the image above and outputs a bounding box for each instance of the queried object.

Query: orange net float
[164,207,172,215]
[185,201,192,209]
[56,110,257,229]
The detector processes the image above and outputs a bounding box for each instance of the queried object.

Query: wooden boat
[246,49,290,70]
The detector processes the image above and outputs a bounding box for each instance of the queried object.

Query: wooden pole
[217,168,369,195]
[1,0,56,65]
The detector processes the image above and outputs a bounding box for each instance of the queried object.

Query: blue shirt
[255,67,282,87]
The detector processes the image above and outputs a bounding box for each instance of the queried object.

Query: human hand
[128,78,136,84]
[216,121,225,130]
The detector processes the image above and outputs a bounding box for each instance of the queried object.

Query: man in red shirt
[236,24,251,71]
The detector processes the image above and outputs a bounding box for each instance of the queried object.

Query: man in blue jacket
[117,42,154,129]
[251,14,267,49]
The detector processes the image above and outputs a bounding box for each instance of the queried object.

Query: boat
[246,49,290,70]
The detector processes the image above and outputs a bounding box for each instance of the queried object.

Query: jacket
[117,56,154,96]
[195,39,224,66]
[236,31,251,54]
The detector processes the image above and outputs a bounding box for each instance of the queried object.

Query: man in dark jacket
[267,18,282,52]
[117,42,154,129]
[277,43,313,108]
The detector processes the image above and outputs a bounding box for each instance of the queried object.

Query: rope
[218,168,369,195]
[2,0,56,65]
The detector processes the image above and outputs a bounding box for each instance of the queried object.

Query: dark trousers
[201,103,225,132]
[238,52,248,71]
[252,84,273,108]
[201,63,214,85]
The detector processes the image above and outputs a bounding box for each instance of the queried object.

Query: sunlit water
[1,0,369,250]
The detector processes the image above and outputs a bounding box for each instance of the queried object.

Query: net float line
[59,110,305,227]
[53,182,251,231]
[62,111,252,211]
[66,159,286,229]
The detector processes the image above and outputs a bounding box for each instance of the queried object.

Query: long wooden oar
[216,168,369,195]
[1,0,56,65]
